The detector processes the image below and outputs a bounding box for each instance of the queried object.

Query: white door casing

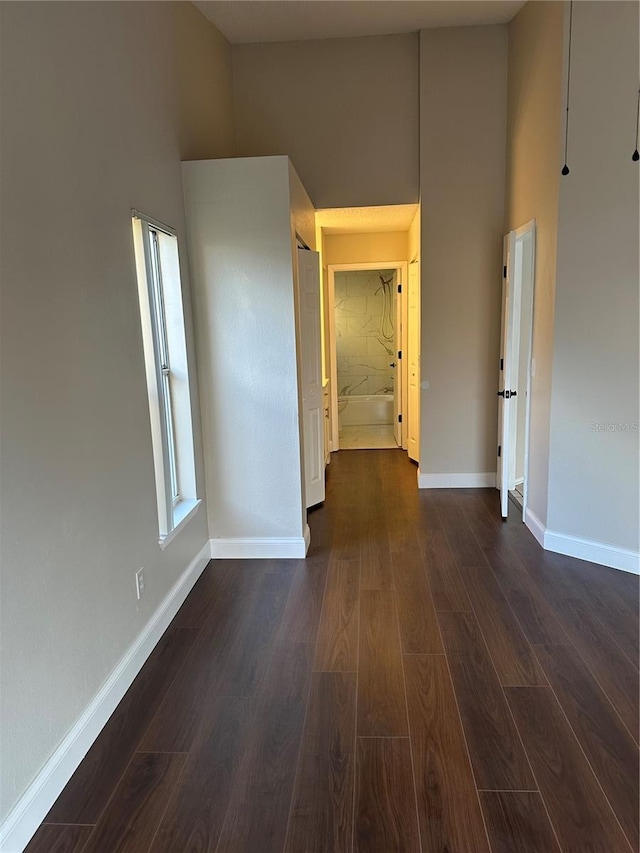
[498,232,516,519]
[407,260,420,463]
[394,271,402,447]
[298,248,325,508]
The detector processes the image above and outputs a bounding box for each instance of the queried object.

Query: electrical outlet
[135,567,145,600]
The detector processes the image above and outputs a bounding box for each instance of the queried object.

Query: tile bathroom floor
[339,424,397,449]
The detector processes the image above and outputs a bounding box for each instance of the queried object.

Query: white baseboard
[0,541,211,853]
[524,507,546,547]
[210,529,310,559]
[525,508,639,574]
[544,529,640,574]
[417,470,496,489]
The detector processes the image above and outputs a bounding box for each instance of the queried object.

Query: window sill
[158,498,202,550]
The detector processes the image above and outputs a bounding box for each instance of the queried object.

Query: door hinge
[500,357,504,370]
[503,265,507,278]
[398,414,403,423]
[498,445,502,457]
[397,284,402,293]
[398,350,402,360]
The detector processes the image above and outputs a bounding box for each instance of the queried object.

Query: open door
[393,271,402,447]
[498,232,516,519]
[407,261,420,462]
[297,248,325,508]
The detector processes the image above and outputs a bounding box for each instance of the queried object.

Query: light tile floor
[338,424,397,450]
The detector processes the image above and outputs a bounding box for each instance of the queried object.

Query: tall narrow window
[132,211,199,545]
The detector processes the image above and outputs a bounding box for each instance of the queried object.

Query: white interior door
[298,248,325,508]
[394,273,402,446]
[498,232,516,519]
[407,261,420,462]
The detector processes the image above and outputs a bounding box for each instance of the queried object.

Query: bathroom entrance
[328,262,406,451]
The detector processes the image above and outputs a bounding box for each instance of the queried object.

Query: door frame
[327,261,408,451]
[499,220,536,520]
[515,220,536,521]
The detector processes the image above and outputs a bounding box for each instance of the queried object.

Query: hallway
[28,450,639,852]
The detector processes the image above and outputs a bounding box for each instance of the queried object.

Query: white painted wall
[419,26,508,478]
[0,0,234,830]
[548,1,639,554]
[232,34,420,208]
[505,1,564,527]
[182,156,308,545]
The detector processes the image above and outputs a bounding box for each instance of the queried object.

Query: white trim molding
[525,508,639,574]
[524,507,546,547]
[417,470,496,489]
[210,530,310,560]
[0,541,211,853]
[544,529,639,575]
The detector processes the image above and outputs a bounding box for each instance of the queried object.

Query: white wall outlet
[135,567,145,600]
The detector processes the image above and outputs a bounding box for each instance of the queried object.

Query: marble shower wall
[335,269,396,396]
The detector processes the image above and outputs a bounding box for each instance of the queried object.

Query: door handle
[497,390,518,399]
[389,362,396,368]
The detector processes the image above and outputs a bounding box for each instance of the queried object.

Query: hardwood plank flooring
[81,752,186,853]
[45,625,198,824]
[480,791,561,853]
[391,545,443,654]
[31,450,638,853]
[438,611,536,791]
[24,824,93,853]
[284,672,356,853]
[532,643,639,848]
[354,737,421,853]
[149,696,254,852]
[314,559,359,671]
[357,589,409,737]
[404,654,490,852]
[507,686,634,852]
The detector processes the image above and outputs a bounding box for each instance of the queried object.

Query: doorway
[328,262,407,451]
[497,221,536,519]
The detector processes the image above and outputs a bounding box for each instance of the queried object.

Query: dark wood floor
[28,450,639,852]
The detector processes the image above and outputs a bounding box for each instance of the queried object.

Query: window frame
[132,210,200,546]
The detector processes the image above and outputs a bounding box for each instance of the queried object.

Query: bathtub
[338,394,393,426]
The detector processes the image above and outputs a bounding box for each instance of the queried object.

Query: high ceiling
[316,205,419,235]
[195,1,526,45]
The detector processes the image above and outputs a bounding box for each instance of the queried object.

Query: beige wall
[232,34,419,209]
[324,231,409,266]
[505,0,564,525]
[419,26,508,477]
[0,0,235,827]
[548,1,639,552]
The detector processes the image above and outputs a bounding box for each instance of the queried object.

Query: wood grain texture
[285,672,356,853]
[24,824,93,853]
[141,577,291,752]
[507,686,634,853]
[438,611,536,791]
[419,528,471,612]
[357,590,408,737]
[391,545,443,654]
[81,752,186,853]
[532,643,639,849]
[404,654,490,853]
[354,738,421,853]
[482,547,568,646]
[45,626,197,824]
[480,792,561,853]
[314,559,359,671]
[460,562,547,686]
[149,696,254,853]
[215,643,313,853]
[360,521,394,590]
